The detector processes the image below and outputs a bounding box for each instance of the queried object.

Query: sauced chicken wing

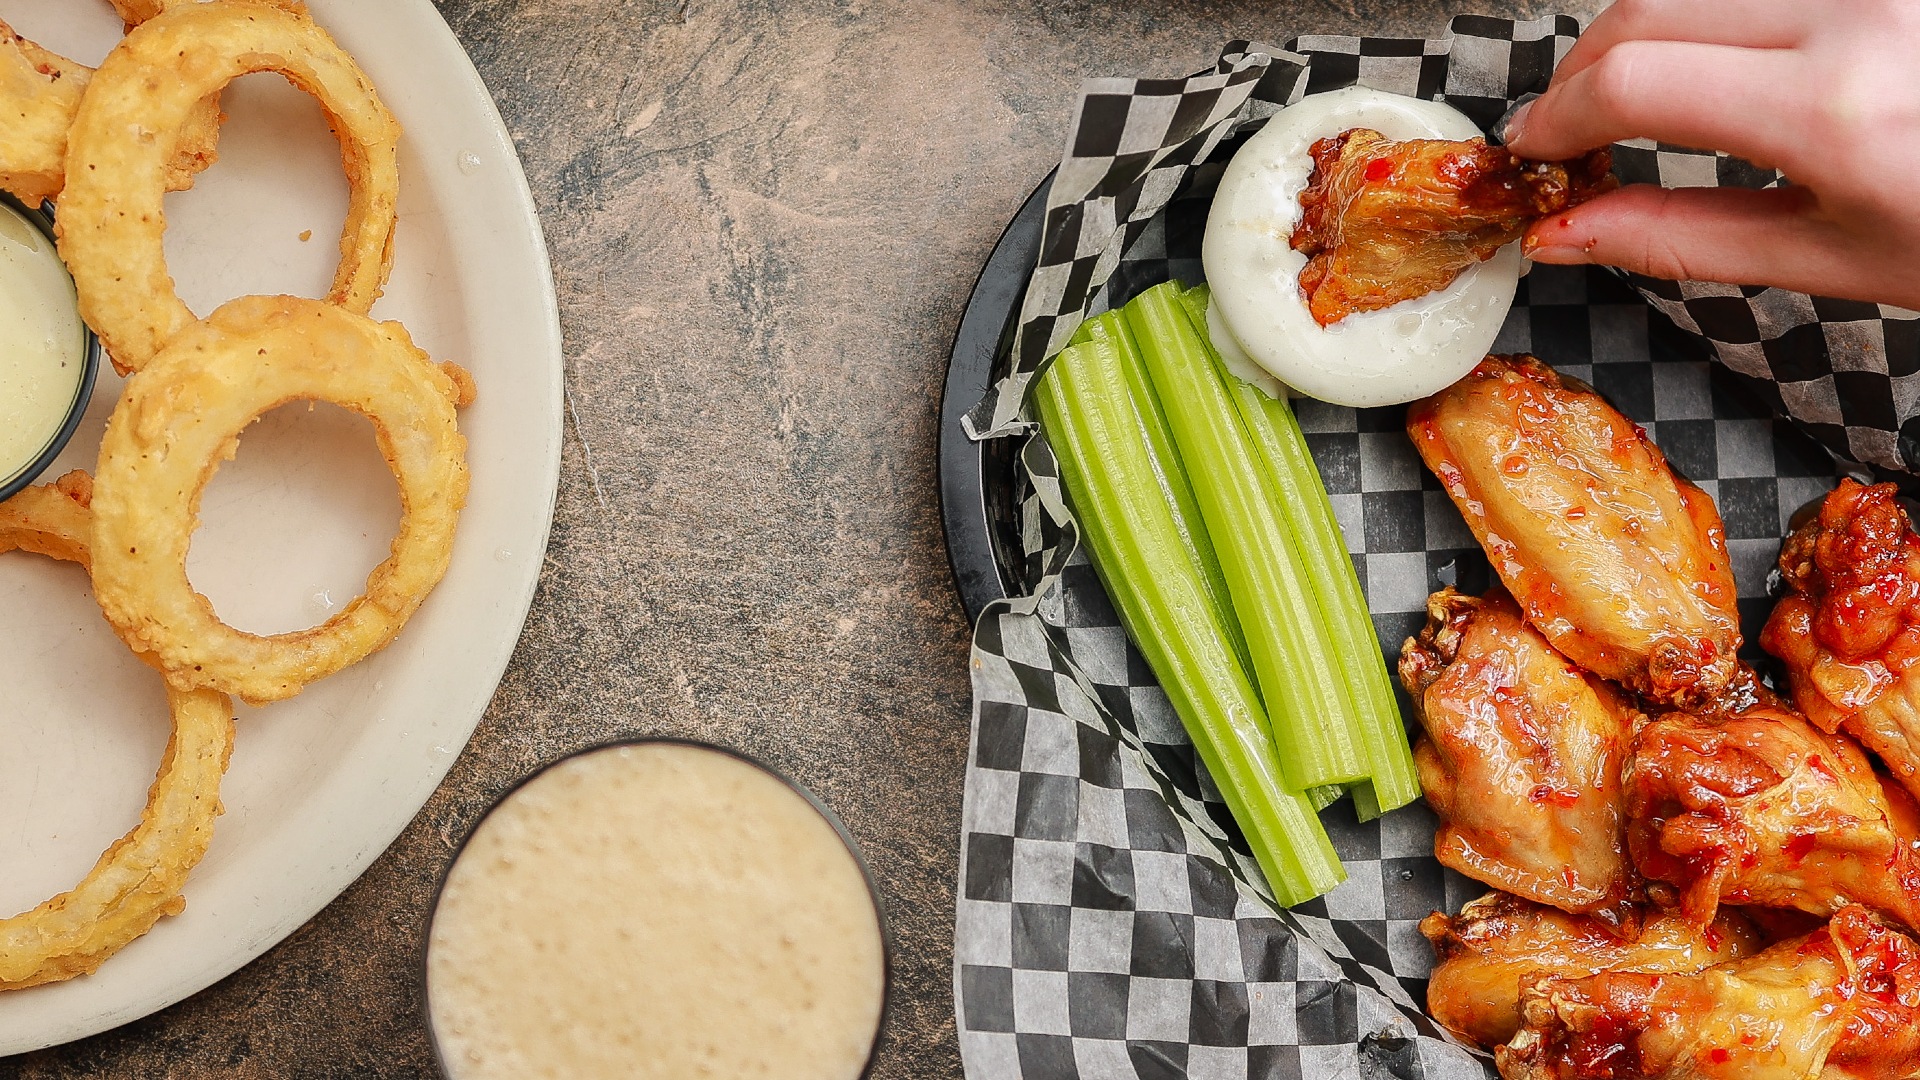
[1290,130,1614,326]
[1407,355,1743,710]
[1625,707,1920,931]
[1420,892,1761,1049]
[1496,905,1920,1080]
[1400,587,1641,914]
[1764,479,1920,802]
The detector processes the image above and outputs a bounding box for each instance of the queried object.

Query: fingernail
[1521,234,1587,263]
[1492,96,1535,147]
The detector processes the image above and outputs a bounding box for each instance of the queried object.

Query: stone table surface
[17,0,1600,1076]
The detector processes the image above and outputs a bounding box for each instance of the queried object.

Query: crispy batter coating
[55,0,398,373]
[90,297,469,706]
[0,4,222,204]
[0,18,93,204]
[0,474,235,991]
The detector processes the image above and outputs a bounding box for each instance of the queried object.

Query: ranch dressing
[426,742,886,1080]
[0,200,87,485]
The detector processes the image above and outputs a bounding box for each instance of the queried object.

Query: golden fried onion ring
[0,4,222,205]
[106,0,186,24]
[92,296,471,706]
[0,472,235,991]
[0,20,92,204]
[56,0,399,374]
[108,0,310,24]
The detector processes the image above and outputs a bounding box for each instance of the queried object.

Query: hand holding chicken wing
[1400,587,1641,915]
[1497,905,1920,1080]
[1291,131,1614,325]
[1625,707,1920,932]
[1408,355,1743,710]
[1421,892,1761,1049]
[1764,479,1920,802]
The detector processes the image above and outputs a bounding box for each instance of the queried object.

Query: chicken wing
[1496,905,1920,1080]
[1400,587,1641,915]
[1421,891,1762,1049]
[1625,707,1920,931]
[1291,130,1614,326]
[1407,355,1744,711]
[1763,479,1920,802]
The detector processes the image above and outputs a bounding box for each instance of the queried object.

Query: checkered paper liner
[959,19,1920,471]
[954,15,1887,1080]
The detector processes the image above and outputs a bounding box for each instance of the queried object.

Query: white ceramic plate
[0,0,562,1055]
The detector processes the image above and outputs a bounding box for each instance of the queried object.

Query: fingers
[1555,0,1807,84]
[1522,184,1907,304]
[1504,41,1806,171]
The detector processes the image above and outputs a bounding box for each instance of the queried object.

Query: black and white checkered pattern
[962,15,1585,442]
[957,262,1838,1080]
[962,18,1919,470]
[1604,141,1920,473]
[954,14,1894,1078]
[959,45,1289,440]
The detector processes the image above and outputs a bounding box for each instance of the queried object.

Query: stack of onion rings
[0,474,236,992]
[0,0,471,991]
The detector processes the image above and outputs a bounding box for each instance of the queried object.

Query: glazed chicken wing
[1408,355,1744,711]
[1421,892,1762,1049]
[1497,905,1920,1080]
[1291,130,1614,326]
[1763,479,1920,802]
[1399,587,1641,915]
[1625,707,1920,931]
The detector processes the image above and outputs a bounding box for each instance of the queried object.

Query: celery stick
[1124,284,1365,790]
[1236,379,1420,818]
[1036,340,1345,905]
[1180,287,1422,819]
[1350,779,1387,821]
[1307,784,1346,812]
[1071,311,1254,682]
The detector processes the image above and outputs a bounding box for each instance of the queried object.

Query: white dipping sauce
[1201,87,1521,407]
[0,200,87,484]
[427,742,887,1080]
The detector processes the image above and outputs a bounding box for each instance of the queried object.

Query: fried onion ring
[92,295,471,706]
[0,472,236,991]
[105,0,311,27]
[105,0,166,24]
[57,0,399,374]
[0,6,222,204]
[0,20,91,204]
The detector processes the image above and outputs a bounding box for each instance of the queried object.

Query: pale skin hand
[1503,0,1920,309]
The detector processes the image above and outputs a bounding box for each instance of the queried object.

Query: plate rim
[0,0,563,1055]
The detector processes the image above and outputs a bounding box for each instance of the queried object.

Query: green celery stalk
[1070,311,1254,682]
[1307,784,1346,812]
[1180,286,1422,819]
[1124,284,1365,790]
[1035,339,1345,905]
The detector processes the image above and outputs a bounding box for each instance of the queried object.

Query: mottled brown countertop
[16,0,1597,1075]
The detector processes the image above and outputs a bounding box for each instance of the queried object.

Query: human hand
[1502,0,1920,309]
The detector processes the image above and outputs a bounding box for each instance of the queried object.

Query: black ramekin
[0,193,100,502]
